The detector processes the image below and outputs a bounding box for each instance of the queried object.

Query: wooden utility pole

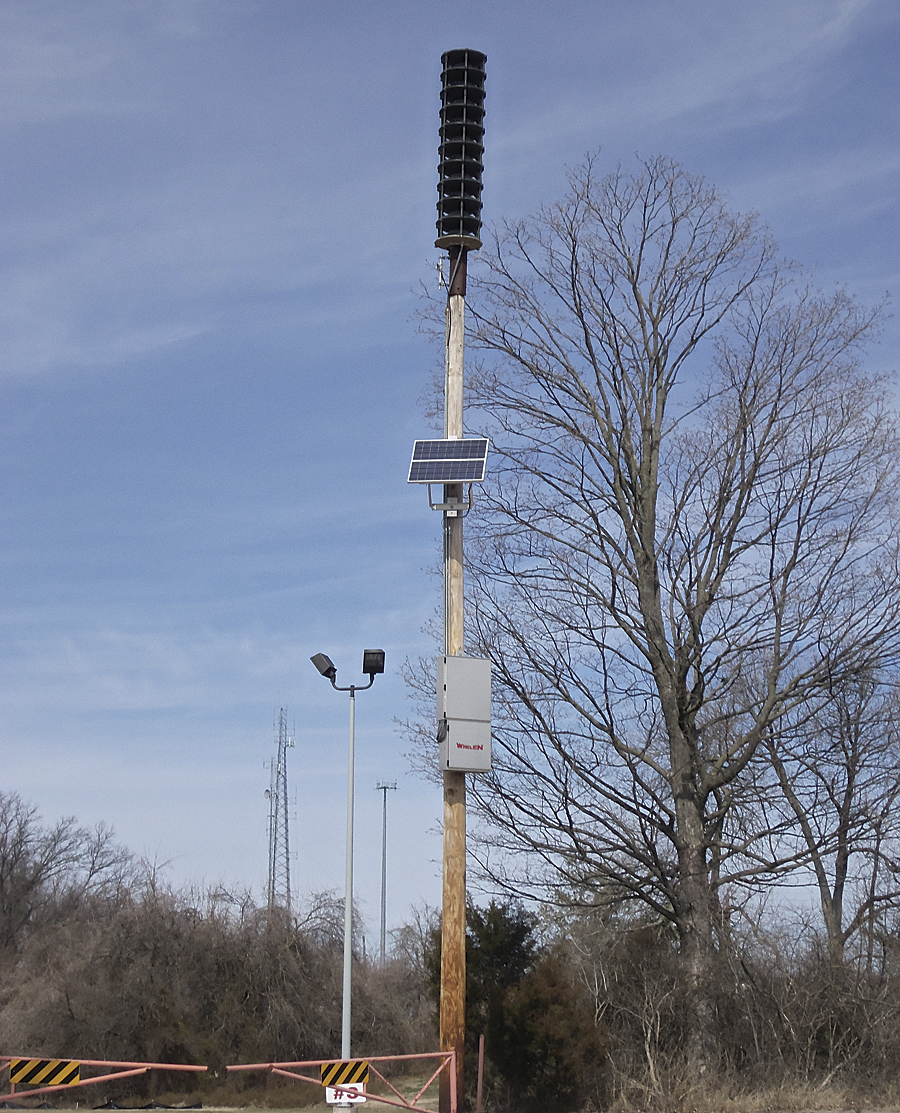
[433,48,486,1113]
[440,245,467,1113]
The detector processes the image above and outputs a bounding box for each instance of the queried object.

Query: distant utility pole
[266,708,294,912]
[376,781,397,964]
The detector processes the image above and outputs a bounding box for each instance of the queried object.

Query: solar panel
[408,438,490,483]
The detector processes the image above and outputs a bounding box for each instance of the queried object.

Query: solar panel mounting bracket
[427,484,474,517]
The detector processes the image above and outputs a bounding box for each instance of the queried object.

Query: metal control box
[437,655,492,772]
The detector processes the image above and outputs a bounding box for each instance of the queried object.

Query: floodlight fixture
[310,652,337,681]
[312,650,385,693]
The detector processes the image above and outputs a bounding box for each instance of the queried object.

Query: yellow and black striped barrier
[9,1059,80,1087]
[320,1060,369,1088]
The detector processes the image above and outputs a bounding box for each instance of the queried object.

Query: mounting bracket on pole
[406,439,490,518]
[427,484,474,517]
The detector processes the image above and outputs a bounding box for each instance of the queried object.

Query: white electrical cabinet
[437,655,492,772]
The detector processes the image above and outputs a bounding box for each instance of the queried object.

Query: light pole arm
[330,675,376,694]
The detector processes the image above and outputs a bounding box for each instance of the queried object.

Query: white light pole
[375,781,397,964]
[311,649,385,1059]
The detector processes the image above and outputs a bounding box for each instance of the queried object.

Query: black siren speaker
[436,48,486,251]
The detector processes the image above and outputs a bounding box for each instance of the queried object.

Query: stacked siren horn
[436,49,486,250]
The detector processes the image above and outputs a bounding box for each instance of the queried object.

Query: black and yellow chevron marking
[9,1059,81,1087]
[320,1060,369,1088]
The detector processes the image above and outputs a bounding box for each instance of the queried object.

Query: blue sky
[2,0,898,942]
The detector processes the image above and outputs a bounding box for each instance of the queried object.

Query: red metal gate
[0,1057,207,1104]
[2,1050,455,1112]
[227,1051,456,1113]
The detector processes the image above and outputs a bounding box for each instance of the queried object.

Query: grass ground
[4,1076,899,1113]
[0,1071,442,1113]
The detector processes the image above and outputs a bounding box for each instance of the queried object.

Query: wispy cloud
[730,145,900,231]
[0,153,432,377]
[0,0,242,125]
[492,0,882,165]
[0,618,299,716]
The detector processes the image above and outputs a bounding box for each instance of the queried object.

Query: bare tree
[451,155,900,1069]
[0,791,132,956]
[761,675,900,967]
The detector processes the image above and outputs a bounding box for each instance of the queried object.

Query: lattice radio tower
[266,708,295,912]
